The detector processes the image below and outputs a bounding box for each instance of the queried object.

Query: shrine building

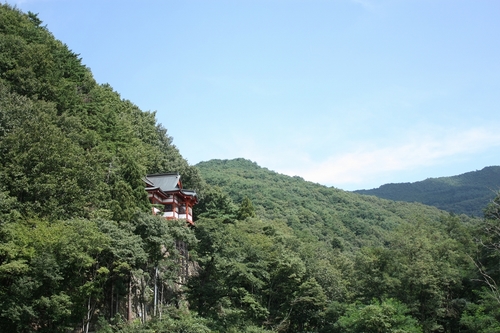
[144,173,198,225]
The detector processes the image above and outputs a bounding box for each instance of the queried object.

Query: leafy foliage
[355,166,500,217]
[2,4,500,333]
[194,158,485,332]
[0,219,110,332]
[196,158,454,249]
[336,299,422,333]
[0,4,202,332]
[0,4,203,222]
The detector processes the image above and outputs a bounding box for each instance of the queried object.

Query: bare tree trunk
[153,266,158,317]
[142,301,147,324]
[160,283,164,319]
[128,275,132,322]
[116,286,119,317]
[110,283,114,318]
[83,296,92,333]
[141,276,147,324]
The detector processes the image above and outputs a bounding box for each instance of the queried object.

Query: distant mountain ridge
[354,166,500,217]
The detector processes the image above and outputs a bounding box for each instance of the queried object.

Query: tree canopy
[2,4,500,333]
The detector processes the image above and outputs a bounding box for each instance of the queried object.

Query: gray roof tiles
[144,173,181,192]
[145,173,198,202]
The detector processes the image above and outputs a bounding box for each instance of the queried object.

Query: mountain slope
[193,158,487,331]
[354,166,500,217]
[0,6,204,331]
[195,158,463,249]
[0,4,202,220]
[1,5,494,331]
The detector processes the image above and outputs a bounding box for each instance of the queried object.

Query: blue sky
[10,0,500,190]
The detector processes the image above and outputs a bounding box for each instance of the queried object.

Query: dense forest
[1,4,500,333]
[0,5,205,332]
[355,166,500,217]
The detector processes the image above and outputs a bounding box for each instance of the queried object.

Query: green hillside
[354,166,500,217]
[0,5,203,221]
[192,158,498,332]
[195,158,452,249]
[3,4,500,333]
[0,5,204,332]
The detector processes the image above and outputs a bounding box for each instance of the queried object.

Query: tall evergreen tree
[237,196,256,220]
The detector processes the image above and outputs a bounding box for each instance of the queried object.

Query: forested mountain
[354,166,500,217]
[0,5,205,332]
[192,158,498,332]
[196,158,453,249]
[2,5,500,333]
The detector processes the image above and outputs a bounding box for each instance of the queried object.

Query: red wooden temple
[144,173,198,225]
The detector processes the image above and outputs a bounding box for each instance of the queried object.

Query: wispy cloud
[277,126,500,188]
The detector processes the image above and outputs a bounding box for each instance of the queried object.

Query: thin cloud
[282,127,500,187]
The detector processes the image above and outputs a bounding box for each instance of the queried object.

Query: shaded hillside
[195,158,458,249]
[354,166,500,217]
[0,5,203,331]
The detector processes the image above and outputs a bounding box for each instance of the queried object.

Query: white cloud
[195,118,500,191]
[279,126,500,188]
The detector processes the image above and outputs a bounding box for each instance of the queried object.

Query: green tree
[188,217,311,331]
[461,289,500,333]
[288,277,327,332]
[388,222,464,331]
[461,192,500,332]
[237,196,256,220]
[336,299,422,333]
[0,219,110,332]
[194,185,237,221]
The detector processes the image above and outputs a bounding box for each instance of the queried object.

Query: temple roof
[144,173,181,192]
[144,173,198,202]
